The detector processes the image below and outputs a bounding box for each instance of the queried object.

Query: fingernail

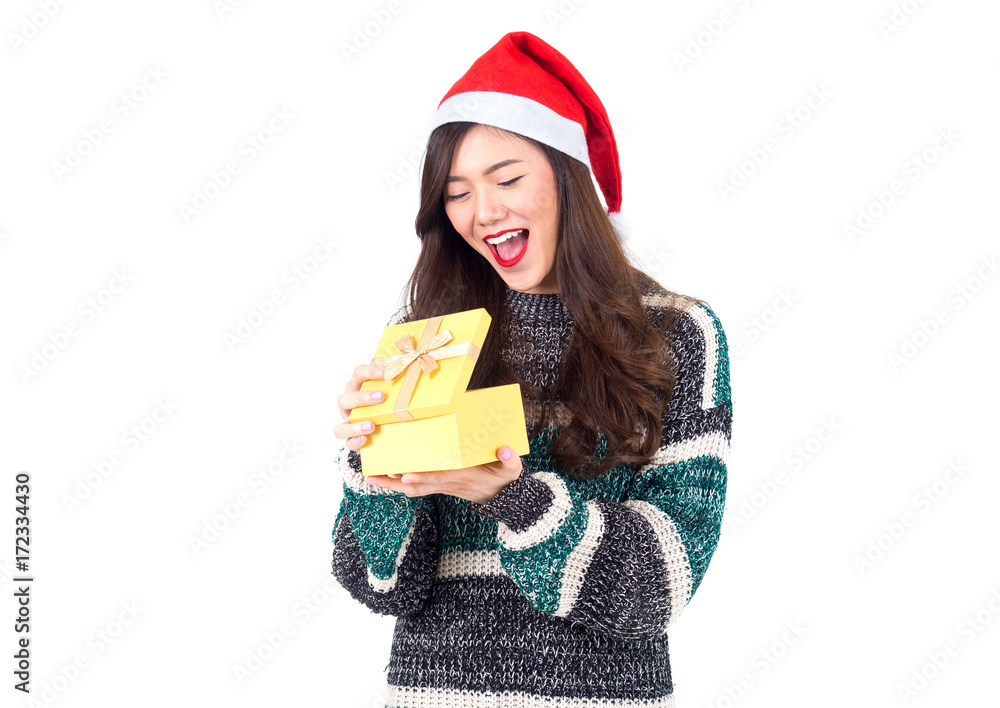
[366,478,377,485]
[401,476,413,484]
[371,390,384,402]
[356,435,366,445]
[500,447,512,461]
[361,421,374,432]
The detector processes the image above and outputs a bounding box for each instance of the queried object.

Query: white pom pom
[608,209,632,242]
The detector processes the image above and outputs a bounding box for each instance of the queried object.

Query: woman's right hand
[334,364,386,452]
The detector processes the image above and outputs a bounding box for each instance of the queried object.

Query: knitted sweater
[332,282,733,707]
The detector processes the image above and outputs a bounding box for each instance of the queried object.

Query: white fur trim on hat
[608,209,632,242]
[430,91,592,170]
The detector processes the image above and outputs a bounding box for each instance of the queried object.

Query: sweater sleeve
[473,299,732,641]
[330,304,441,616]
[331,450,440,616]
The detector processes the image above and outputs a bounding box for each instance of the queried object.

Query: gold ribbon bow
[372,316,480,421]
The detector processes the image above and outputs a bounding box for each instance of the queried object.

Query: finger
[494,446,523,475]
[344,435,367,451]
[337,388,387,422]
[344,364,387,394]
[333,420,377,441]
[338,364,387,421]
[483,445,524,479]
[367,474,428,497]
[399,471,437,486]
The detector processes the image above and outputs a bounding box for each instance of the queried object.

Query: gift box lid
[349,308,491,425]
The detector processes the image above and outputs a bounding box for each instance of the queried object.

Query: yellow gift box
[348,308,530,476]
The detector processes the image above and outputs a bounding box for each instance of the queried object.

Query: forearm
[331,449,439,616]
[473,461,726,641]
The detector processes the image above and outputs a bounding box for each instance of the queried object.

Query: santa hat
[429,31,628,236]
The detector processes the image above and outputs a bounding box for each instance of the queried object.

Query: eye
[499,176,523,188]
[445,192,468,203]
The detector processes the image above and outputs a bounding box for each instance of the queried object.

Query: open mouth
[483,228,529,267]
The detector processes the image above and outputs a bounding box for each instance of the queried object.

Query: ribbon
[371,316,480,421]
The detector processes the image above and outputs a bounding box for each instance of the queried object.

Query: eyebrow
[446,159,523,183]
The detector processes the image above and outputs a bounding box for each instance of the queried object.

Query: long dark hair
[405,122,698,479]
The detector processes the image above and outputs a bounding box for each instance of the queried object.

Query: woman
[332,32,733,707]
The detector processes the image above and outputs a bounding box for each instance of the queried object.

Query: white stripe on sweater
[497,472,574,551]
[624,500,693,631]
[685,303,720,410]
[641,295,721,410]
[643,431,730,468]
[640,292,695,311]
[386,686,675,707]
[338,448,400,497]
[366,522,416,594]
[436,550,504,580]
[338,449,367,493]
[554,501,604,617]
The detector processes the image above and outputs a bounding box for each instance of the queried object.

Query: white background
[2,1,998,706]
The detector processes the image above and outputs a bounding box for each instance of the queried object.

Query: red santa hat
[430,31,626,231]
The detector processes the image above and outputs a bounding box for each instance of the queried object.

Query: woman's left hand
[366,446,523,505]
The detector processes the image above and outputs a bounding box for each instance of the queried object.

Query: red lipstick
[482,228,529,267]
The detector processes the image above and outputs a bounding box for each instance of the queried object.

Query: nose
[475,190,506,226]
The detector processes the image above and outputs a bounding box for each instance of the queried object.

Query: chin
[497,271,538,293]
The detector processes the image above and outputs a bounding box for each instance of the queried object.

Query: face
[443,124,560,294]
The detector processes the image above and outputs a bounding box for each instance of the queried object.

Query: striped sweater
[332,282,733,707]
